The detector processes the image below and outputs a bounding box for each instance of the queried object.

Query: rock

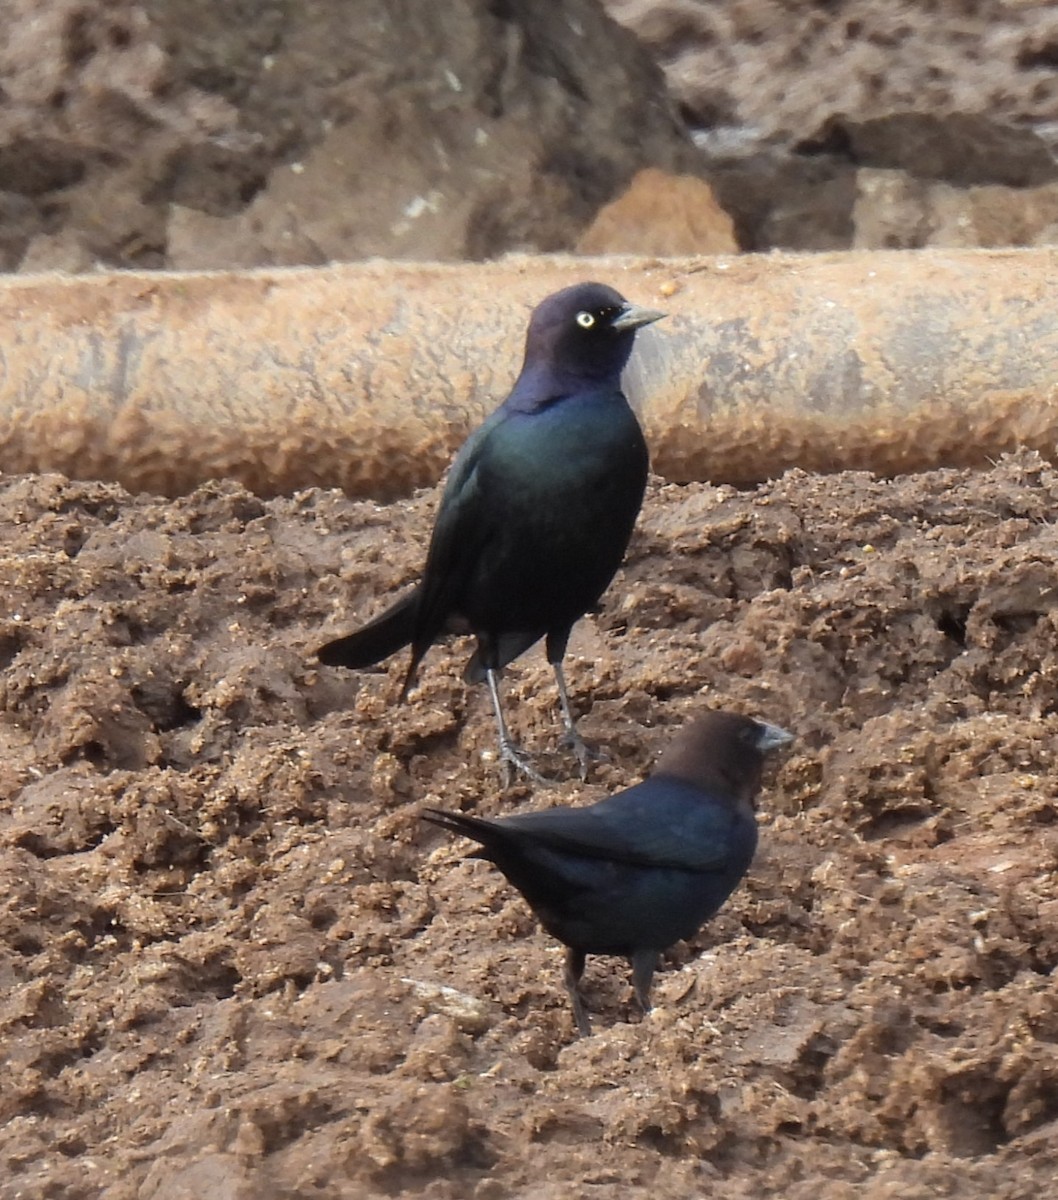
[799,113,1058,189]
[605,0,1058,252]
[575,167,738,255]
[707,152,857,252]
[851,170,935,251]
[0,0,699,271]
[0,191,44,271]
[161,0,699,266]
[853,168,1058,250]
[402,978,494,1035]
[605,0,1058,153]
[18,229,97,274]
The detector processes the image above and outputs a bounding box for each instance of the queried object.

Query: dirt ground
[9,0,1058,270]
[0,452,1056,1198]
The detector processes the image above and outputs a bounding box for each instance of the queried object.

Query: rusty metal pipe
[0,249,1056,498]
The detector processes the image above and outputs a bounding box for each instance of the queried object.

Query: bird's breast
[451,392,648,634]
[501,395,647,495]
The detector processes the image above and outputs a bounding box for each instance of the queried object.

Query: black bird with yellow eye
[318,282,664,782]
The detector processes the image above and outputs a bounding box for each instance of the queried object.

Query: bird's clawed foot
[488,668,553,786]
[497,737,551,788]
[551,661,607,780]
[559,727,608,780]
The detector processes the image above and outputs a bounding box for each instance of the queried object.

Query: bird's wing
[410,414,506,644]
[481,778,749,873]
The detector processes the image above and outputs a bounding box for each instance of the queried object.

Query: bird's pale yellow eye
[575,311,595,329]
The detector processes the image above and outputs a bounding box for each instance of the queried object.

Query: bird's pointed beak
[756,721,795,753]
[611,303,666,332]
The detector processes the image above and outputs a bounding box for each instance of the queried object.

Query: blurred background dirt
[5,0,1058,269]
[2,455,1058,1198]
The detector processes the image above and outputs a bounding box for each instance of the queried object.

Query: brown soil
[2,454,1058,1198]
[0,0,693,272]
[604,0,1058,145]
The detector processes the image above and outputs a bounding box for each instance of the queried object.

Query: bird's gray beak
[756,721,795,753]
[611,303,666,332]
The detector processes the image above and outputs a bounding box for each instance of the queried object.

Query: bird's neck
[503,361,625,415]
[651,765,761,812]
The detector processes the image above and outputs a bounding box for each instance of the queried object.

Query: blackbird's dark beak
[755,721,795,753]
[611,303,666,332]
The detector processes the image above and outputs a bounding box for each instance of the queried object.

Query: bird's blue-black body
[317,282,662,779]
[423,710,793,1033]
[477,773,758,956]
[429,383,648,679]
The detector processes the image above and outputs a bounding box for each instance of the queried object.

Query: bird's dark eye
[575,311,595,329]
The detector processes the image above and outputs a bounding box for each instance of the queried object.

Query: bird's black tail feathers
[421,807,504,853]
[317,590,419,671]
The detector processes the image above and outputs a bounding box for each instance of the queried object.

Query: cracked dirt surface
[2,453,1058,1198]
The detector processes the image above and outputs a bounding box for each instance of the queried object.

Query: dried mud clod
[2,454,1058,1198]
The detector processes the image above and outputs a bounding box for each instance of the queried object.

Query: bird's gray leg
[551,660,604,779]
[486,668,549,786]
[563,947,593,1037]
[629,949,658,1018]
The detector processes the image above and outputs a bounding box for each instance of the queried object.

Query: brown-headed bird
[317,282,663,783]
[422,709,793,1035]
